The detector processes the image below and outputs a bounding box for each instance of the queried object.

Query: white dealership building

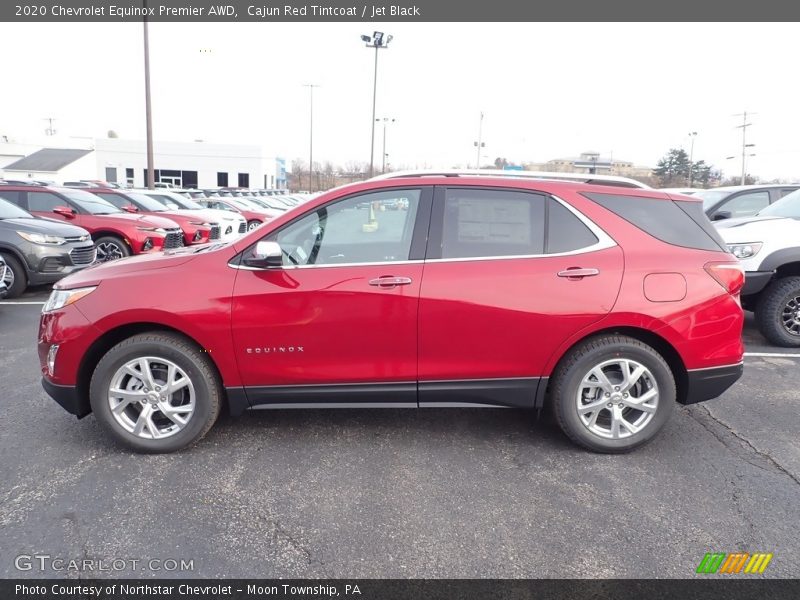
[0,136,287,190]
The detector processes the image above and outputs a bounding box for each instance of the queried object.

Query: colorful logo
[696,552,773,574]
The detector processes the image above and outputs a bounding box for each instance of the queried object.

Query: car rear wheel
[755,276,800,347]
[247,220,261,232]
[0,253,27,299]
[89,332,222,453]
[551,335,676,453]
[94,236,131,262]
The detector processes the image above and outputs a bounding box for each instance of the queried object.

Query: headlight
[43,286,97,313]
[726,242,763,259]
[17,231,67,245]
[136,227,166,234]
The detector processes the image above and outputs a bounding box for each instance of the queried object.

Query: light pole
[376,117,395,173]
[303,84,319,192]
[361,32,393,178]
[474,112,484,169]
[687,131,697,187]
[143,0,154,189]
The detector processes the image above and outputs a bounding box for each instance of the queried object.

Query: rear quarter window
[582,192,725,252]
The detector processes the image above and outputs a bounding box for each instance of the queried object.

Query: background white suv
[716,188,800,346]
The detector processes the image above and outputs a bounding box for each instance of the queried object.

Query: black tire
[94,236,131,262]
[89,332,222,453]
[247,220,262,232]
[551,335,676,453]
[0,253,27,299]
[755,276,800,347]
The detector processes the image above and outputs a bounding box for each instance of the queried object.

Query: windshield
[758,189,800,218]
[125,192,173,211]
[61,189,122,214]
[148,193,203,210]
[0,197,33,219]
[692,190,732,210]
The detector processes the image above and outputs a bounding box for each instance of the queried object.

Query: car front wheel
[755,276,800,347]
[247,220,262,231]
[89,332,222,453]
[94,236,131,262]
[551,335,676,453]
[0,253,27,299]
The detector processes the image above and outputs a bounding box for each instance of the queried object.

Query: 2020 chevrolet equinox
[38,173,745,453]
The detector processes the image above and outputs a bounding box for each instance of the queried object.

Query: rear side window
[583,192,725,252]
[546,197,598,253]
[441,189,545,259]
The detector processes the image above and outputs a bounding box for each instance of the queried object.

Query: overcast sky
[1,22,798,179]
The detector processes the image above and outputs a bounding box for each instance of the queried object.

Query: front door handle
[557,268,600,279]
[369,276,413,288]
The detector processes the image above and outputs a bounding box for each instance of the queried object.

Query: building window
[217,172,228,187]
[105,167,117,183]
[126,168,134,186]
[238,173,249,188]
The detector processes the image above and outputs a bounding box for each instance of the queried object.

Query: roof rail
[369,169,651,189]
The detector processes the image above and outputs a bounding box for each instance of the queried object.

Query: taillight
[704,261,745,295]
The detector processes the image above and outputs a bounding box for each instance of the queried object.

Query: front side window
[94,193,127,209]
[759,188,800,218]
[719,191,770,217]
[440,189,545,259]
[27,192,66,212]
[270,189,420,266]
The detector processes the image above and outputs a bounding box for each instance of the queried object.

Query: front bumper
[683,363,743,405]
[41,378,89,418]
[741,271,773,297]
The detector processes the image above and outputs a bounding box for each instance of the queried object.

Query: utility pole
[303,84,319,192]
[734,112,755,186]
[687,131,697,187]
[361,32,392,178]
[143,0,155,190]
[474,112,484,169]
[43,118,57,136]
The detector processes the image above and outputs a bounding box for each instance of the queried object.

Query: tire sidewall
[1,253,26,298]
[757,277,800,347]
[90,338,216,453]
[556,342,676,453]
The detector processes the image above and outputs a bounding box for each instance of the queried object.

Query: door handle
[369,276,413,288]
[557,268,600,279]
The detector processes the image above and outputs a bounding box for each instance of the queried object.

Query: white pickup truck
[715,189,800,346]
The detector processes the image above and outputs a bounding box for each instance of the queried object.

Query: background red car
[87,188,219,245]
[0,184,184,261]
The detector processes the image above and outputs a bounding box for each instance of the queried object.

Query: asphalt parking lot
[1,286,799,579]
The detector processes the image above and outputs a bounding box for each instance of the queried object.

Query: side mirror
[243,241,282,269]
[123,205,138,213]
[53,206,75,218]
[712,210,732,221]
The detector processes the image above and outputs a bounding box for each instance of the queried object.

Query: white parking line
[744,352,800,358]
[0,301,45,305]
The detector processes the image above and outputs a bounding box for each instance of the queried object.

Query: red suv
[86,188,219,246]
[3,185,184,261]
[38,174,744,453]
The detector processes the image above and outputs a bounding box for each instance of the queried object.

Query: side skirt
[226,378,542,413]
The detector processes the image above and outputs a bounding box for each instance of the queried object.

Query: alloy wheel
[2,265,12,288]
[247,221,260,231]
[107,357,196,440]
[96,241,125,262]
[576,358,659,439]
[780,295,800,337]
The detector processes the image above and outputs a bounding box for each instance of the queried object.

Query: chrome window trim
[229,192,617,270]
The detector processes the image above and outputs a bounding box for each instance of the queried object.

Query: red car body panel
[37,176,744,416]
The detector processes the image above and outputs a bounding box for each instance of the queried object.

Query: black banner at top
[2,0,800,22]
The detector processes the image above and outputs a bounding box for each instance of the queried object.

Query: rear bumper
[41,378,90,418]
[682,362,743,405]
[742,271,773,296]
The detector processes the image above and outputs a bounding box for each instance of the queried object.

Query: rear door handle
[369,276,413,288]
[557,268,600,279]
